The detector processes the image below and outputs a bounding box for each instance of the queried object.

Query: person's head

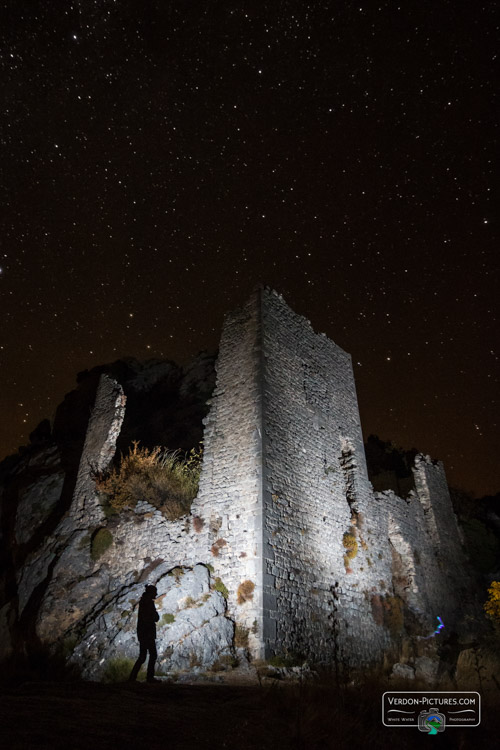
[144,584,158,599]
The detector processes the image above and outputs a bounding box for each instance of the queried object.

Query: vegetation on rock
[234,625,249,648]
[484,581,500,626]
[102,657,137,682]
[210,538,227,556]
[213,577,229,599]
[160,613,175,626]
[237,579,255,605]
[168,566,185,580]
[342,531,358,559]
[268,651,305,668]
[90,528,113,560]
[94,441,202,520]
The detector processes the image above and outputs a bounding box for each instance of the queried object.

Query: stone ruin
[0,287,476,680]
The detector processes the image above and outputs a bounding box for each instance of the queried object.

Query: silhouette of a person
[129,584,160,683]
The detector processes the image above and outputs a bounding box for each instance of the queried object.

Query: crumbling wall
[3,289,474,676]
[70,375,127,526]
[260,289,390,666]
[195,288,472,668]
[191,292,264,652]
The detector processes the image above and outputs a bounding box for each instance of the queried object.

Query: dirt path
[1,679,498,749]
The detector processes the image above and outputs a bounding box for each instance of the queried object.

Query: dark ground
[0,678,498,750]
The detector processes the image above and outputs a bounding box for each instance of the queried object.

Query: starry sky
[1,1,498,496]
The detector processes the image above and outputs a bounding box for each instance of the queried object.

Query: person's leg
[129,642,147,681]
[146,641,158,682]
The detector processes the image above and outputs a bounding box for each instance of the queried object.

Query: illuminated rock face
[0,288,473,677]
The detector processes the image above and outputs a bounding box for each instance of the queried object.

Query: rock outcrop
[0,353,232,680]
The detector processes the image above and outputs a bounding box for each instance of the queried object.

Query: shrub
[211,538,227,557]
[183,596,197,609]
[91,528,113,561]
[102,657,137,683]
[160,613,175,626]
[168,566,185,580]
[269,652,305,668]
[94,441,202,520]
[234,625,250,648]
[484,581,500,625]
[237,580,255,605]
[192,516,204,532]
[214,577,229,599]
[343,532,358,559]
[212,654,238,671]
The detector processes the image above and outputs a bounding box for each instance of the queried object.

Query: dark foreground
[1,678,498,750]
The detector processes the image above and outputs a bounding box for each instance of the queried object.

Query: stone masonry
[193,287,472,668]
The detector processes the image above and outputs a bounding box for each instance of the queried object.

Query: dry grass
[192,516,204,532]
[211,538,227,556]
[234,625,250,648]
[237,580,255,605]
[342,531,358,559]
[94,442,202,520]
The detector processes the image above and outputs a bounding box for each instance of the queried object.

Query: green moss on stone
[90,528,113,561]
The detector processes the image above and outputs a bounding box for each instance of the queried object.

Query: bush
[343,532,358,559]
[211,654,238,671]
[160,613,175,626]
[214,577,229,599]
[192,516,204,532]
[269,652,305,668]
[94,442,202,520]
[91,528,113,561]
[211,538,227,557]
[102,657,136,683]
[484,581,500,625]
[168,566,185,580]
[237,580,255,605]
[234,625,249,648]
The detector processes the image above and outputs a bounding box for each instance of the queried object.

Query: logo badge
[418,710,446,734]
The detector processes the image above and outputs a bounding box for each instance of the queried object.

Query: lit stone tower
[192,286,387,664]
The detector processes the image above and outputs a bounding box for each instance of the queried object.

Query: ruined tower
[193,287,471,666]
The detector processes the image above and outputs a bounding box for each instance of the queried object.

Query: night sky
[1,2,498,496]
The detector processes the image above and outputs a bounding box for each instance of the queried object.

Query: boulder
[390,662,415,680]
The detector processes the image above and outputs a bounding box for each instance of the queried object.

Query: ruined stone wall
[259,289,391,666]
[192,288,397,666]
[194,288,472,667]
[191,292,265,652]
[8,289,473,675]
[70,375,127,526]
[389,456,471,631]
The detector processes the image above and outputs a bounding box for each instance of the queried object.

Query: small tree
[484,581,500,627]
